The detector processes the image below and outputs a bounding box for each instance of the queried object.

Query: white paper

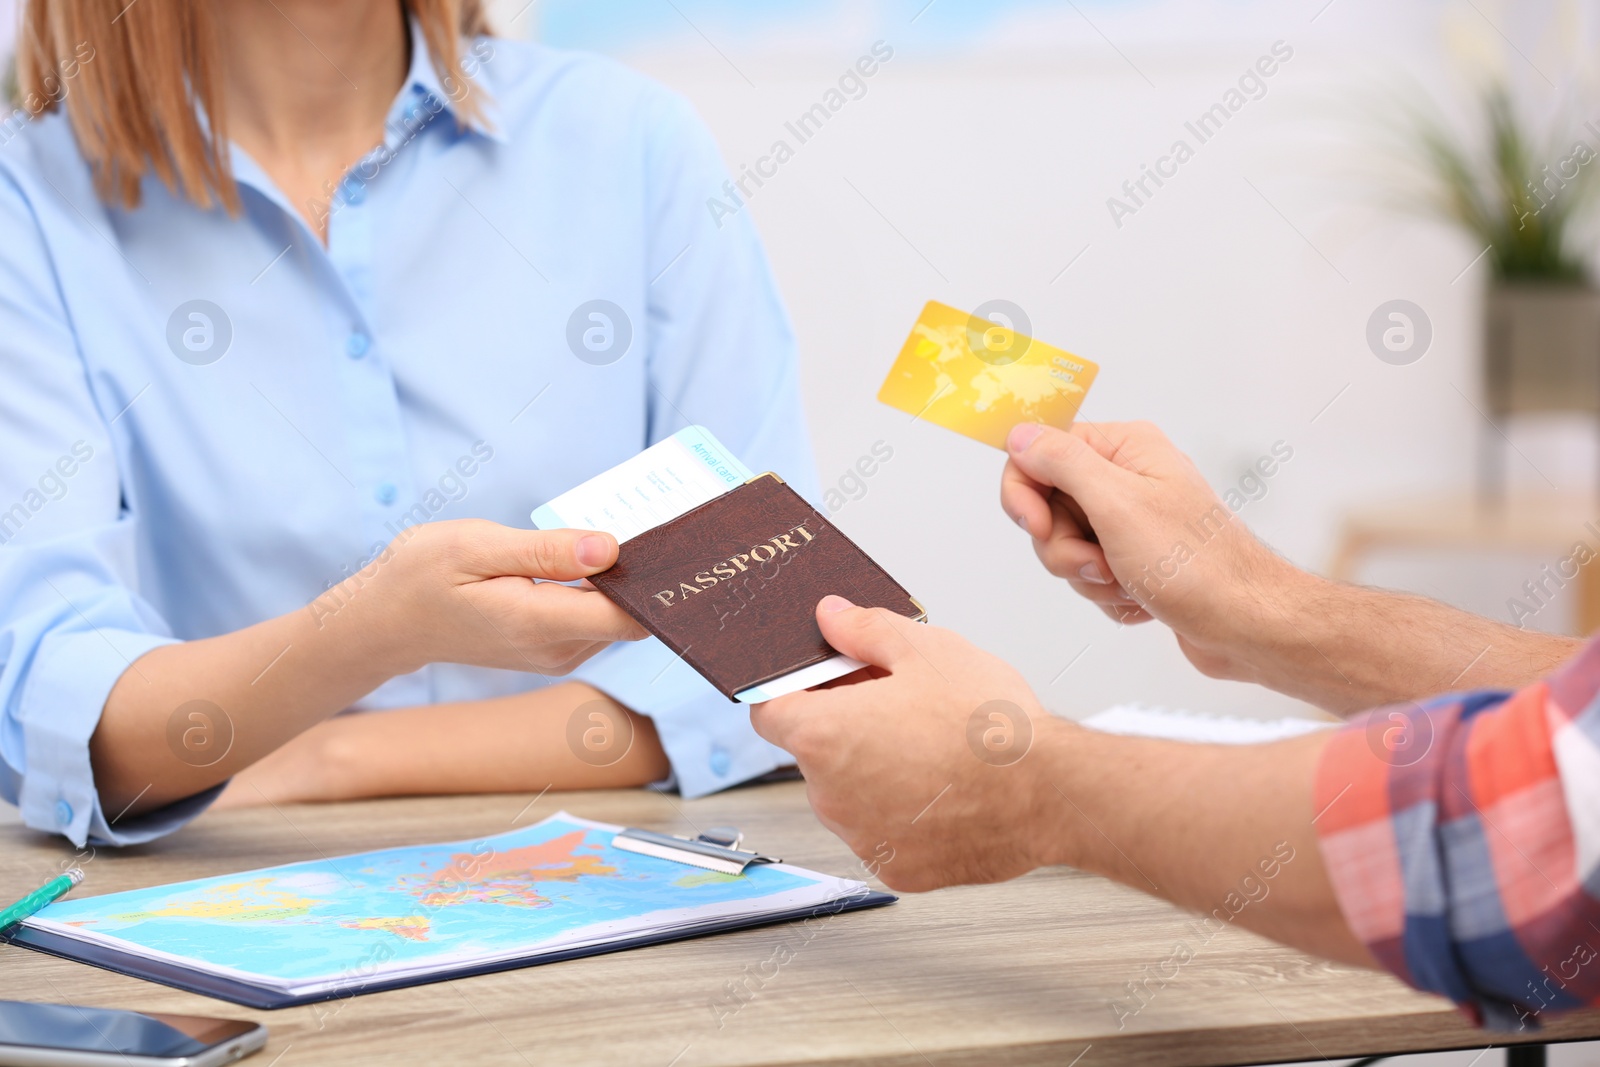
[530,426,753,543]
[1081,704,1338,744]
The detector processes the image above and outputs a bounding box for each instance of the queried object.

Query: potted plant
[1397,86,1600,498]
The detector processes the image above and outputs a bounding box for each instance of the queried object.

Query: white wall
[538,0,1600,721]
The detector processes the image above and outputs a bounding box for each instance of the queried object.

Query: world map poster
[23,813,867,998]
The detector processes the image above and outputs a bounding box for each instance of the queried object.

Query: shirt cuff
[572,638,792,798]
[1311,698,1516,1030]
[15,627,221,847]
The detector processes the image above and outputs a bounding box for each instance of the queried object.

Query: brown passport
[589,473,924,701]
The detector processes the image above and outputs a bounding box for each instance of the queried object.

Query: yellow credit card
[877,301,1098,450]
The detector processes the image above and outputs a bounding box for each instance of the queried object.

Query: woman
[0,0,816,847]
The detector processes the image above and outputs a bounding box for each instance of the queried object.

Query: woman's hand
[214,682,670,808]
[327,520,648,678]
[95,522,646,817]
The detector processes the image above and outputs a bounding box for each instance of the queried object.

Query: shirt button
[55,799,73,828]
[709,747,731,777]
[375,482,398,506]
[346,331,370,359]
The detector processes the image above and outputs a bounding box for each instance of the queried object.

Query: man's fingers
[474,525,621,581]
[748,696,791,748]
[749,685,838,753]
[1052,490,1097,545]
[1031,531,1112,584]
[753,597,929,754]
[1002,460,1103,545]
[1000,460,1055,539]
[1006,423,1132,514]
[1068,419,1138,464]
[1068,578,1139,609]
[1069,419,1172,474]
[813,596,921,671]
[1102,602,1153,625]
[1029,534,1139,606]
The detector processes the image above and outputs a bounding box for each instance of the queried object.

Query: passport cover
[589,474,924,701]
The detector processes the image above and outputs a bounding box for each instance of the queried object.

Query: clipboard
[3,813,895,1010]
[4,890,895,1009]
[611,825,778,875]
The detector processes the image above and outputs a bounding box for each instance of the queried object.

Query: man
[750,421,1598,1028]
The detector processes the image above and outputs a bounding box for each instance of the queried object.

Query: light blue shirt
[0,29,817,847]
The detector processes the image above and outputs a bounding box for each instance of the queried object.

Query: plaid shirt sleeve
[1313,638,1600,1030]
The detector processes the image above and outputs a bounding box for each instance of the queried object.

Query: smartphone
[0,1000,266,1067]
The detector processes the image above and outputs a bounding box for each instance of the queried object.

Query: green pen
[0,868,84,934]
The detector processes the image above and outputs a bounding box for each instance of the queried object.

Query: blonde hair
[14,0,490,212]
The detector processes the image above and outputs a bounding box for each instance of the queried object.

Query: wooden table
[2,783,1596,1066]
[1328,491,1600,634]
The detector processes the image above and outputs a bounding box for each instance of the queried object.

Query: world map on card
[32,814,819,984]
[877,301,1098,451]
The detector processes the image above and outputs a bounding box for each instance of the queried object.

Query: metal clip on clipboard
[611,826,780,876]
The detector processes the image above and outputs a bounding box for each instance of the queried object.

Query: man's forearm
[1036,721,1373,967]
[1205,565,1580,715]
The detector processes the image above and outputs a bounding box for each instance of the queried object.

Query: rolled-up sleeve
[570,87,820,797]
[1314,638,1600,1029]
[0,168,214,847]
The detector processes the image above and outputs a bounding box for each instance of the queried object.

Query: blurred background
[5,4,1599,1062]
[5,0,1599,731]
